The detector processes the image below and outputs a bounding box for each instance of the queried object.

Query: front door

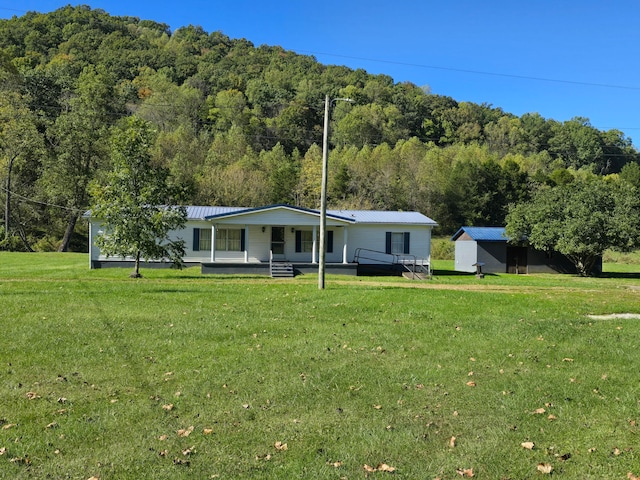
[271,226,286,259]
[506,246,527,274]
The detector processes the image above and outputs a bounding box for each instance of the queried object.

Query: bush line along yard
[1,253,640,479]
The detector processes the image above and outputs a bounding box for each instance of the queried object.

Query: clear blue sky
[2,1,640,143]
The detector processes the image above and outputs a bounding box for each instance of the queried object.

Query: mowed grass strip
[0,253,639,479]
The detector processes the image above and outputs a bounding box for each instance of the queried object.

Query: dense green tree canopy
[0,5,639,251]
[505,178,640,276]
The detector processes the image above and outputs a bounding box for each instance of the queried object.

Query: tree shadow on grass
[597,272,640,279]
[431,269,498,277]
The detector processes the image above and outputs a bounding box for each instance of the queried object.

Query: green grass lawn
[1,253,640,479]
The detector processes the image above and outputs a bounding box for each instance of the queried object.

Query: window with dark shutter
[193,228,200,251]
[385,232,392,254]
[327,230,334,253]
[295,230,302,252]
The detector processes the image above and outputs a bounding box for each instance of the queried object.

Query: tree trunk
[58,212,78,252]
[4,155,14,239]
[131,250,142,278]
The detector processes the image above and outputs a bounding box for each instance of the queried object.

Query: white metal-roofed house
[88,204,438,277]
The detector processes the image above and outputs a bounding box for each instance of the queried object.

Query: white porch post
[244,224,249,263]
[312,225,317,264]
[210,225,216,262]
[342,226,348,264]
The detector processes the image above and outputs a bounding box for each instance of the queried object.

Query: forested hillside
[1,5,639,251]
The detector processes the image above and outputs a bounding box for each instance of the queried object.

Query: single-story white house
[88,204,438,277]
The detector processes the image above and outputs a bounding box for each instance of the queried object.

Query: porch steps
[271,262,294,278]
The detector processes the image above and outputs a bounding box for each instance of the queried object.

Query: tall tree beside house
[42,64,120,252]
[505,177,640,276]
[0,76,45,250]
[89,116,187,277]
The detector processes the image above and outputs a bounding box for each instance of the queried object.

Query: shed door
[507,247,527,274]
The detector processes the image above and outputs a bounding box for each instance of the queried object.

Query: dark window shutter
[385,232,392,254]
[327,230,334,253]
[193,228,200,251]
[241,228,246,251]
[295,230,301,252]
[404,232,410,254]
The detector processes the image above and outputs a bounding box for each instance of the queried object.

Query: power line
[0,185,81,212]
[298,50,640,92]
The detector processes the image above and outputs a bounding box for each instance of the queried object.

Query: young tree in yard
[90,116,187,278]
[505,177,640,276]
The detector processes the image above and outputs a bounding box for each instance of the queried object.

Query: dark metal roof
[451,226,509,242]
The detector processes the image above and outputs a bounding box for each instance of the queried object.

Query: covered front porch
[194,205,356,266]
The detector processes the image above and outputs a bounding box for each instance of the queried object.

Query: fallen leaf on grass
[628,472,640,480]
[449,436,457,448]
[547,414,557,421]
[158,434,168,441]
[533,408,546,415]
[613,447,621,456]
[274,441,288,451]
[328,461,343,468]
[177,426,194,437]
[456,467,474,477]
[466,381,476,387]
[162,404,174,411]
[182,446,195,456]
[373,405,382,410]
[537,463,553,474]
[25,392,40,400]
[45,422,59,429]
[363,463,396,473]
[203,428,214,435]
[9,457,31,465]
[0,447,6,455]
[2,424,16,430]
[88,477,100,480]
[255,454,272,461]
[521,441,535,450]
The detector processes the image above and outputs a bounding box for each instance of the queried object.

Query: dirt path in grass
[328,278,635,295]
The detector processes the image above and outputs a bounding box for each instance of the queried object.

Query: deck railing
[353,248,430,279]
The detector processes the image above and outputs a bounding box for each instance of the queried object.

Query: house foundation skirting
[90,260,201,269]
[201,262,358,276]
[90,260,405,277]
